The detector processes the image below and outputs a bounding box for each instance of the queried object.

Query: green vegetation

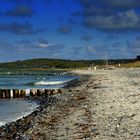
[120,61,140,68]
[0,58,139,70]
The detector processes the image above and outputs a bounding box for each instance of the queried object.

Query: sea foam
[34,81,66,85]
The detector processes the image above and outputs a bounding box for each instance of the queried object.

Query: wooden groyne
[0,88,63,99]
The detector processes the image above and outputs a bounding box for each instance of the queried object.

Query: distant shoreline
[0,58,139,70]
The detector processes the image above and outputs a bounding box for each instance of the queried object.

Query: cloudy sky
[0,0,140,62]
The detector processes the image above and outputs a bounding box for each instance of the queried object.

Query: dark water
[0,72,77,126]
[0,73,76,89]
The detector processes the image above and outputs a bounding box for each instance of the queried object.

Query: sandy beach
[1,68,140,140]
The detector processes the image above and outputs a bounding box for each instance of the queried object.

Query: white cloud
[38,43,54,48]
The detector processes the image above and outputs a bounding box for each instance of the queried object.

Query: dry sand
[70,68,140,140]
[2,68,140,140]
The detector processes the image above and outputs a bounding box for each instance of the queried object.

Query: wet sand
[1,68,140,140]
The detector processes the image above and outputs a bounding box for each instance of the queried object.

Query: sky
[0,0,140,62]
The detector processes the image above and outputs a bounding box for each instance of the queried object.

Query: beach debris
[75,95,86,101]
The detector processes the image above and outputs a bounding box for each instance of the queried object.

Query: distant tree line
[0,58,136,69]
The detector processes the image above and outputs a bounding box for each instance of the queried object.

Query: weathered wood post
[3,90,11,98]
[44,89,49,97]
[20,89,26,98]
[37,89,44,96]
[50,89,56,94]
[30,89,37,97]
[13,89,20,98]
[0,89,3,99]
[58,89,63,94]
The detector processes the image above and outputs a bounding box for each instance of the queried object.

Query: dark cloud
[78,0,95,8]
[5,5,34,17]
[78,0,140,9]
[38,38,48,44]
[75,0,140,31]
[36,38,64,49]
[58,25,72,33]
[37,38,51,48]
[0,22,44,35]
[83,10,140,31]
[81,35,93,41]
[103,0,140,9]
[83,5,114,16]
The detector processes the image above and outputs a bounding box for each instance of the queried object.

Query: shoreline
[0,76,83,139]
[0,94,59,139]
[0,68,140,139]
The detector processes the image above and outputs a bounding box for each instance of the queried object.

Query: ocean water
[0,99,38,127]
[0,73,76,89]
[0,72,76,126]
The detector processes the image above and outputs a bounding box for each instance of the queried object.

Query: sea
[0,70,76,126]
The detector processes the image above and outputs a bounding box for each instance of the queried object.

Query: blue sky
[0,0,140,62]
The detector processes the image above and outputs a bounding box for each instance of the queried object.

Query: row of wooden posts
[0,88,63,99]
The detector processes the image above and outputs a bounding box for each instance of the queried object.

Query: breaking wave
[0,121,6,127]
[26,80,67,86]
[34,81,66,85]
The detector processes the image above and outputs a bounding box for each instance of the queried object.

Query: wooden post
[20,89,26,98]
[37,89,44,96]
[30,89,37,97]
[10,89,13,98]
[44,89,49,97]
[13,89,20,98]
[0,89,3,99]
[4,90,10,98]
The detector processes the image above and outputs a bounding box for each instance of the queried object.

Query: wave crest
[0,121,6,126]
[34,81,65,85]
